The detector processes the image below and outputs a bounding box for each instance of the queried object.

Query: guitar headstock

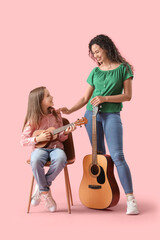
[74,117,88,127]
[92,105,99,116]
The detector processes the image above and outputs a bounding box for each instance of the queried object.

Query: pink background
[0,0,159,239]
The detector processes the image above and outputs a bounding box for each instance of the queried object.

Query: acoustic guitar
[32,117,88,148]
[79,106,120,209]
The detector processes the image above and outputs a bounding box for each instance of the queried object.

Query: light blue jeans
[30,148,67,192]
[84,110,133,194]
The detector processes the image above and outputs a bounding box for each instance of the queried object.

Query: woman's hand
[90,96,107,106]
[63,124,76,135]
[60,107,72,114]
[36,130,53,143]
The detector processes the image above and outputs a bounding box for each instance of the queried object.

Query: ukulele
[32,117,88,148]
[79,106,120,209]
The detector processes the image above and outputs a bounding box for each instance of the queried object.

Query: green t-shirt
[86,63,133,112]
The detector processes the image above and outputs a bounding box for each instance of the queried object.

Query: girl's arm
[21,124,52,146]
[90,78,132,106]
[60,85,94,114]
[20,124,36,146]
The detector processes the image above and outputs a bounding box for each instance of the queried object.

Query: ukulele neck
[52,123,74,135]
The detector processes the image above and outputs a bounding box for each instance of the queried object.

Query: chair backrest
[62,118,75,161]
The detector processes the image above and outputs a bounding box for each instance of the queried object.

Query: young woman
[60,34,139,215]
[21,86,76,212]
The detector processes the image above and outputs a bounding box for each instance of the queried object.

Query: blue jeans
[84,110,133,194]
[30,148,67,192]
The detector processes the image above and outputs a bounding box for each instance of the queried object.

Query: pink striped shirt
[20,111,68,150]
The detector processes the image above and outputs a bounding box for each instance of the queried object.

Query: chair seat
[27,158,75,166]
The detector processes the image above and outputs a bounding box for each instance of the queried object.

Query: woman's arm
[90,78,132,106]
[60,85,94,114]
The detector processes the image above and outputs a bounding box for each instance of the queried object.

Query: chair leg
[65,166,73,206]
[27,175,34,213]
[64,166,71,214]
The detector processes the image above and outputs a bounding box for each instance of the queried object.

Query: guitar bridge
[88,185,101,189]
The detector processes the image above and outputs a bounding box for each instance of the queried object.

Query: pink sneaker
[41,190,57,212]
[31,184,41,206]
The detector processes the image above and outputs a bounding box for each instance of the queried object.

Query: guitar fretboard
[92,115,97,165]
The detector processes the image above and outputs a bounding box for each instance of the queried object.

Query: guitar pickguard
[97,166,105,184]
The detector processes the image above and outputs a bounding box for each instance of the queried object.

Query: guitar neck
[52,123,74,135]
[92,115,97,165]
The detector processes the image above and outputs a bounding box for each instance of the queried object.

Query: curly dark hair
[89,34,134,72]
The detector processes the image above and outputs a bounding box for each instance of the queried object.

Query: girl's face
[41,88,54,113]
[91,44,108,64]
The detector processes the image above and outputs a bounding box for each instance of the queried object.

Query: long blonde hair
[22,86,58,131]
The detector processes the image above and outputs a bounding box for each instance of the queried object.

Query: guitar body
[79,154,120,209]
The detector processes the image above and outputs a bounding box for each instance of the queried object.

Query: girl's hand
[36,130,52,142]
[90,96,107,106]
[64,124,76,135]
[52,134,58,141]
[60,107,72,114]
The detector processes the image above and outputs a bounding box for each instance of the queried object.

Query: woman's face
[41,88,54,113]
[91,44,108,64]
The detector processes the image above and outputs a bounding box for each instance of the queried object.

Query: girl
[60,34,139,215]
[21,86,76,212]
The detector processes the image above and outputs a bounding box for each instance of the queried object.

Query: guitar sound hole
[91,165,99,175]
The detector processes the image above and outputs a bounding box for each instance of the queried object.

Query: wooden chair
[27,118,75,214]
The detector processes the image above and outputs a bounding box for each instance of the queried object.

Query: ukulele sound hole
[91,164,99,175]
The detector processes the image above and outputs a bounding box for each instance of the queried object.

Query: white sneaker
[31,184,41,206]
[126,196,139,215]
[42,190,57,212]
